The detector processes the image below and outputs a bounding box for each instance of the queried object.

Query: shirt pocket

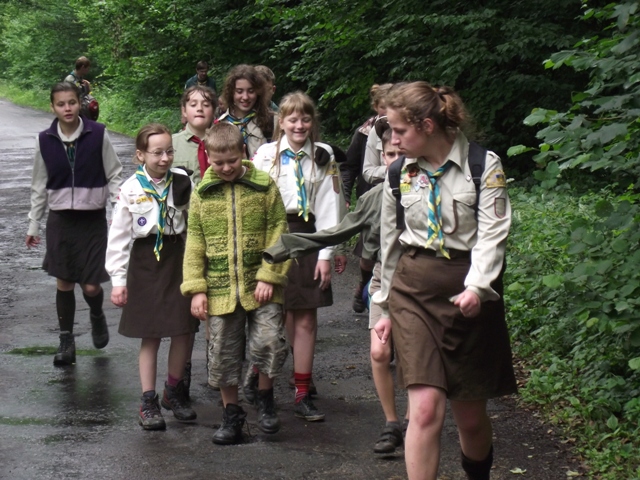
[400,193,424,230]
[128,200,155,233]
[449,191,477,234]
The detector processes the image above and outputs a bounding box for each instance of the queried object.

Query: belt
[406,246,471,260]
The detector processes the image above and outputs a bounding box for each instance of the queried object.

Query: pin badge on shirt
[137,217,147,226]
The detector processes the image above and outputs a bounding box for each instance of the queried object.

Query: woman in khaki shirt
[373,82,516,480]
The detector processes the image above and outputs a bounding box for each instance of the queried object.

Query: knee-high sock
[56,289,76,333]
[83,288,104,316]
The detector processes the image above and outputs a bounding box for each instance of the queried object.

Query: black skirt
[43,209,110,284]
[284,214,333,310]
[118,235,199,339]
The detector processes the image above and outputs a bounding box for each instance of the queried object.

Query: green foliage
[507,186,640,478]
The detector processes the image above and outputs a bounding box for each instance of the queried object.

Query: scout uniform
[218,110,275,159]
[172,124,205,184]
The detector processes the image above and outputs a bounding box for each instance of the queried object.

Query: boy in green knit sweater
[181,122,290,445]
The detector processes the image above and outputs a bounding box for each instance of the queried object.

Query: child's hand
[254,281,274,304]
[314,259,332,290]
[111,286,127,307]
[191,293,208,321]
[374,316,392,344]
[25,235,40,248]
[334,255,347,274]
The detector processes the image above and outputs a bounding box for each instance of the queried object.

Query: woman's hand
[453,289,481,318]
[254,281,274,304]
[314,259,332,290]
[111,286,128,307]
[374,316,392,344]
[25,235,40,248]
[191,293,209,321]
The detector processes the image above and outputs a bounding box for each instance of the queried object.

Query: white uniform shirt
[361,127,385,185]
[252,137,343,261]
[105,166,191,287]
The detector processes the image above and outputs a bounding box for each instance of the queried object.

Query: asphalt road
[0,99,583,479]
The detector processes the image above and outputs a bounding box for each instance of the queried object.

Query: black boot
[161,380,197,421]
[373,422,403,454]
[53,331,76,366]
[212,404,247,445]
[90,312,109,349]
[352,281,367,313]
[461,446,494,480]
[256,388,280,434]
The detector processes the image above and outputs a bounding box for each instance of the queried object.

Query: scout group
[25,57,514,480]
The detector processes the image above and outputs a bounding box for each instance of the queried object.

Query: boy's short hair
[381,127,393,148]
[196,60,208,71]
[255,65,275,84]
[204,122,245,155]
[75,56,91,70]
[181,85,217,108]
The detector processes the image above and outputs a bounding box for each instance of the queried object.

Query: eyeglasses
[146,149,175,158]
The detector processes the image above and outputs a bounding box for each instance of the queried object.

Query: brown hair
[75,56,90,70]
[134,123,171,165]
[370,83,393,111]
[180,85,217,108]
[50,82,81,104]
[386,81,469,141]
[195,60,208,71]
[255,65,276,84]
[221,64,273,136]
[380,126,393,148]
[204,122,245,155]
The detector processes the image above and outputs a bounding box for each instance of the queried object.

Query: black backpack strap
[388,156,406,230]
[467,142,487,220]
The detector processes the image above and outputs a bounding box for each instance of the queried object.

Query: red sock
[252,365,259,374]
[294,372,311,403]
[167,374,180,387]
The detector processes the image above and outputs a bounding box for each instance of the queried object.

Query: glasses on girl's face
[146,149,175,158]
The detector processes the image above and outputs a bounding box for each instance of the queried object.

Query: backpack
[388,142,487,230]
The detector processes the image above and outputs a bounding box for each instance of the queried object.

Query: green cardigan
[181,161,290,316]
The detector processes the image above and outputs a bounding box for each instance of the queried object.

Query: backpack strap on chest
[387,156,406,230]
[467,142,487,220]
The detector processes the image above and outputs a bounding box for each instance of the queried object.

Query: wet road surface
[0,99,582,479]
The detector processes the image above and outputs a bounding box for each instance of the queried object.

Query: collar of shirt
[57,117,84,142]
[184,123,198,142]
[142,165,169,193]
[279,136,313,160]
[410,130,469,173]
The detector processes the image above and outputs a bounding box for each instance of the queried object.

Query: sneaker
[352,282,367,313]
[53,331,76,366]
[256,388,280,434]
[89,312,109,349]
[183,361,192,402]
[374,423,403,454]
[139,393,166,431]
[161,380,197,421]
[212,404,247,445]
[294,394,325,422]
[289,371,318,396]
[242,366,259,406]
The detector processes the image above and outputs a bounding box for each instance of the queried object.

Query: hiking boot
[139,393,166,431]
[374,423,403,454]
[352,281,367,313]
[294,394,325,422]
[183,361,192,402]
[289,371,318,396]
[161,380,197,421]
[53,331,76,366]
[212,404,247,445]
[242,366,259,406]
[256,388,280,434]
[461,446,493,480]
[89,312,109,349]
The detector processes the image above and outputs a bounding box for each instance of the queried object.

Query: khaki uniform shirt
[172,124,202,184]
[373,131,511,316]
[362,127,385,185]
[218,110,278,159]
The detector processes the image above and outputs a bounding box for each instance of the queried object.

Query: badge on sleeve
[494,198,507,218]
[485,169,507,188]
[327,161,338,176]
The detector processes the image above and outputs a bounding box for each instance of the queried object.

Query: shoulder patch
[327,161,338,176]
[485,169,507,188]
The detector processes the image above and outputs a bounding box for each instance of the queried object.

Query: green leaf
[611,238,629,253]
[542,274,564,288]
[507,145,534,157]
[606,415,619,430]
[629,357,640,370]
[524,109,550,126]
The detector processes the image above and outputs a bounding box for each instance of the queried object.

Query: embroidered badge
[327,161,338,176]
[137,217,147,226]
[494,198,506,218]
[485,169,507,188]
[400,183,412,194]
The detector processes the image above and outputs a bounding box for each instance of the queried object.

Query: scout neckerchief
[62,141,76,168]
[225,111,257,143]
[135,165,173,261]
[282,148,309,222]
[423,161,452,258]
[188,135,209,179]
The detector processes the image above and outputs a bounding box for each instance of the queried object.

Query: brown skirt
[43,209,110,284]
[118,235,199,339]
[389,249,517,401]
[284,214,333,310]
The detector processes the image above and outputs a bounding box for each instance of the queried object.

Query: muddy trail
[0,99,583,479]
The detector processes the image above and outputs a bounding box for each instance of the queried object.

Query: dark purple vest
[39,119,107,191]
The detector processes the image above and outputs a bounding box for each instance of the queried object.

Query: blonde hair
[386,82,469,141]
[204,122,245,155]
[134,123,171,165]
